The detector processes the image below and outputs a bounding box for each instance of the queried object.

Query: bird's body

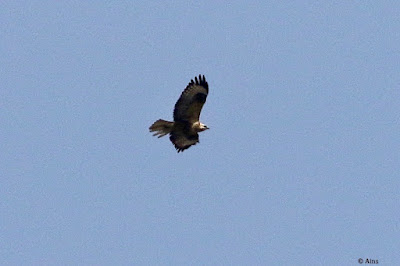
[149,75,209,152]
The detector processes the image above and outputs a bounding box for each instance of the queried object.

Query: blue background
[1,1,399,264]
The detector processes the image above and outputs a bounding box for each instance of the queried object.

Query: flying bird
[149,75,209,152]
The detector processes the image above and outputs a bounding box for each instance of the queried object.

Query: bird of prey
[149,75,209,152]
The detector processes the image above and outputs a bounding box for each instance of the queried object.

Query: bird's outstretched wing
[173,75,209,123]
[169,123,199,153]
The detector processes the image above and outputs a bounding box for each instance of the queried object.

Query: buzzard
[149,75,209,152]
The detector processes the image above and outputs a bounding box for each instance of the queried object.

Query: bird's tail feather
[149,119,174,138]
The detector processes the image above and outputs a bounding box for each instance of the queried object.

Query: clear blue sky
[1,1,399,265]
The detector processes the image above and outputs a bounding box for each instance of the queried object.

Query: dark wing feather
[173,75,208,123]
[169,122,199,152]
